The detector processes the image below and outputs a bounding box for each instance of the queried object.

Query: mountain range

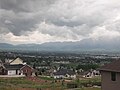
[0,38,120,52]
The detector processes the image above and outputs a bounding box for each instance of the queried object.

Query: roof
[20,64,34,70]
[99,60,120,72]
[4,64,24,70]
[10,57,23,65]
[53,69,75,75]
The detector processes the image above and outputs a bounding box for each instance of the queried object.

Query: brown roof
[99,60,120,72]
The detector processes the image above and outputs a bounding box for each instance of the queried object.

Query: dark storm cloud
[0,0,56,12]
[0,0,57,35]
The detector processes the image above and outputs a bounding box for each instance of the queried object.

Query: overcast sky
[0,0,120,45]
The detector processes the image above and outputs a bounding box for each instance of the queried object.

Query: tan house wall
[101,71,120,90]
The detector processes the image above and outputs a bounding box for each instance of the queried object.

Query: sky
[0,0,120,45]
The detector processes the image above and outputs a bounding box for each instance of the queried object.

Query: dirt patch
[17,88,62,90]
[26,77,52,85]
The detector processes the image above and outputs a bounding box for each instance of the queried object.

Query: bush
[67,82,78,88]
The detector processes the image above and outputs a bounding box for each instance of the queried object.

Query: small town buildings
[52,69,76,79]
[0,57,34,76]
[99,60,120,90]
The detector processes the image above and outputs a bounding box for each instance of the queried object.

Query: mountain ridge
[0,38,120,52]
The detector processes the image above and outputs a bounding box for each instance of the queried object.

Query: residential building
[52,69,76,79]
[99,60,120,90]
[0,57,34,76]
[82,69,100,78]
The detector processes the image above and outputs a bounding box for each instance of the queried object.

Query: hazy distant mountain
[0,43,14,48]
[0,38,120,52]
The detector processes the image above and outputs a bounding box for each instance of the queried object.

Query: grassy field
[0,77,64,90]
[75,87,101,90]
[84,87,100,90]
[0,76,101,90]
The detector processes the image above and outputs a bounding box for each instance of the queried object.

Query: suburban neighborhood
[0,51,119,90]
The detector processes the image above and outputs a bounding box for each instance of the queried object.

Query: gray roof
[53,69,75,75]
[4,64,24,70]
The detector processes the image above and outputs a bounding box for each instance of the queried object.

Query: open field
[0,76,65,90]
[84,87,101,90]
[0,76,101,90]
[75,87,101,90]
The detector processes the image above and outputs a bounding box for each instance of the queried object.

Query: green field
[76,87,101,90]
[0,76,101,90]
[0,77,64,90]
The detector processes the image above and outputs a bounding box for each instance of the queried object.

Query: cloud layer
[0,0,120,44]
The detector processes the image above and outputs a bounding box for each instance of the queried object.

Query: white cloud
[35,21,81,39]
[4,20,12,24]
[89,26,120,40]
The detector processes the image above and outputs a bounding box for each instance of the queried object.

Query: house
[3,64,34,76]
[52,69,76,79]
[0,57,34,76]
[3,64,24,75]
[99,60,120,90]
[82,69,100,78]
[20,64,34,76]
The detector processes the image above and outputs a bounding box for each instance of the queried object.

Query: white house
[83,69,100,78]
[52,69,76,79]
[0,57,34,76]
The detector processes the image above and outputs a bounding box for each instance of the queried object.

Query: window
[111,72,116,81]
